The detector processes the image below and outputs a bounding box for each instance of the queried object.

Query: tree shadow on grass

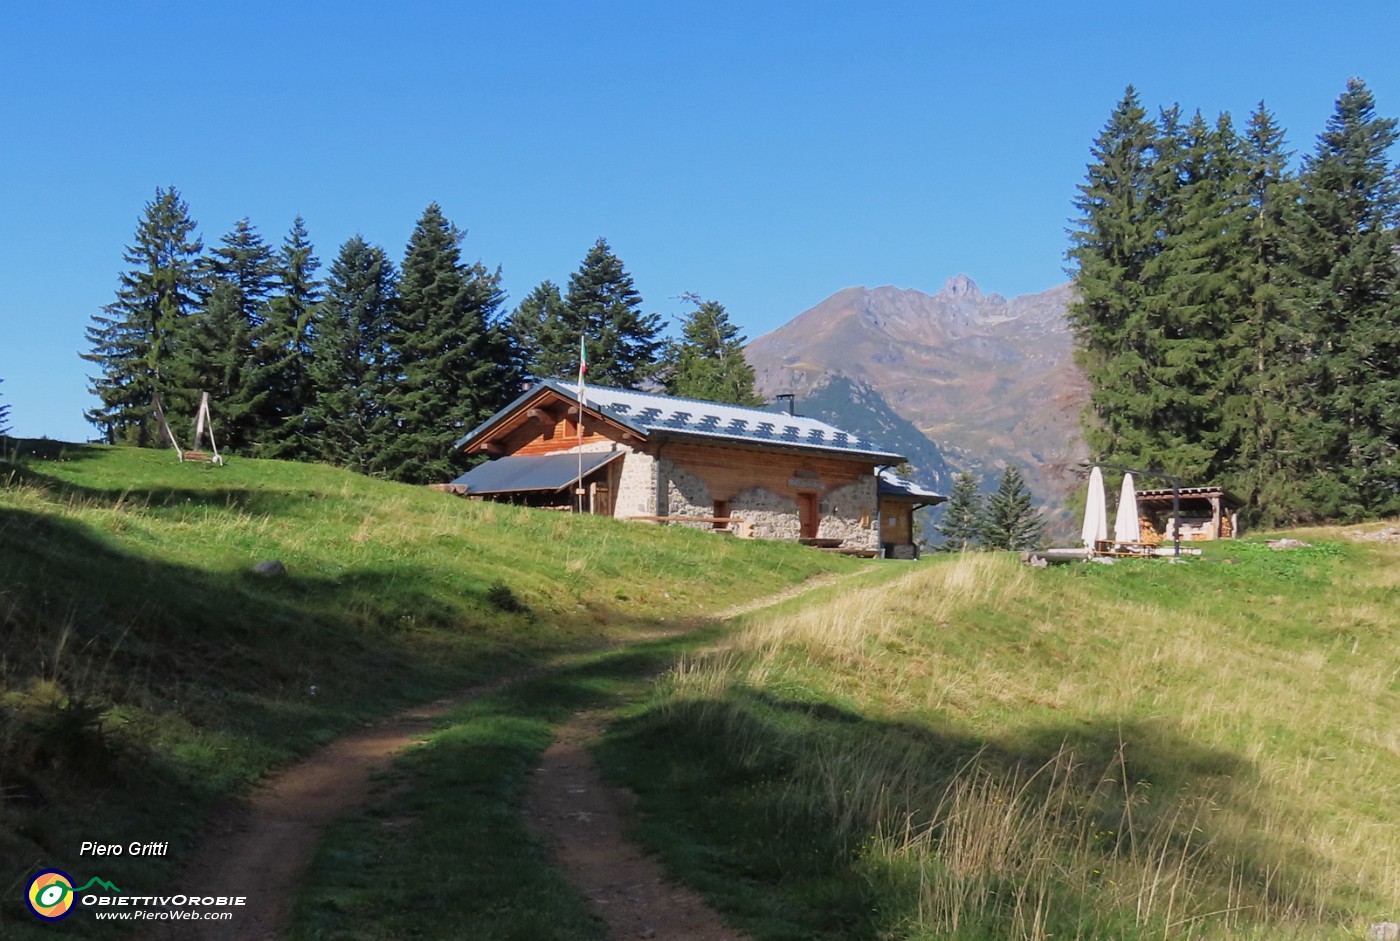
[4,439,380,519]
[596,689,1348,941]
[289,627,742,941]
[0,502,681,936]
[6,465,323,518]
[0,438,107,464]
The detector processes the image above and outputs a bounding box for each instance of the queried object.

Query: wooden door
[798,493,820,539]
[881,500,911,544]
[592,482,612,517]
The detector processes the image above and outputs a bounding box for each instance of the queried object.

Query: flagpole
[576,336,586,514]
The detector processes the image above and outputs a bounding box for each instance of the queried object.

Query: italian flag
[576,337,588,398]
[576,337,588,444]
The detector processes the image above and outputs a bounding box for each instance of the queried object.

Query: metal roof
[448,451,623,495]
[1137,486,1242,506]
[877,468,946,504]
[455,379,906,463]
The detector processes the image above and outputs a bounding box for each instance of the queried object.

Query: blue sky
[3,2,1397,441]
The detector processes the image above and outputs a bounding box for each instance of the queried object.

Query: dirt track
[523,712,750,941]
[165,673,528,941]
[167,573,841,940]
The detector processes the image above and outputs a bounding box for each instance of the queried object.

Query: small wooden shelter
[1136,486,1242,541]
[876,469,943,559]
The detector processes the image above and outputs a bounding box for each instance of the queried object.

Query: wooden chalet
[448,379,944,557]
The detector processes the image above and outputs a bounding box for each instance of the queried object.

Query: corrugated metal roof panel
[877,468,946,503]
[449,451,623,495]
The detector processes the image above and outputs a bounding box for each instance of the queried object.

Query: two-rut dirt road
[169,574,842,941]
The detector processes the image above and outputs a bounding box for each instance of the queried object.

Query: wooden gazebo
[1137,486,1242,541]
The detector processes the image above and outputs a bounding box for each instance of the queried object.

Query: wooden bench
[1092,540,1161,557]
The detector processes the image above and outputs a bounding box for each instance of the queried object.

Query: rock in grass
[252,560,287,577]
[1367,923,1399,941]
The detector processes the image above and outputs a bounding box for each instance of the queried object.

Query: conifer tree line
[1069,78,1400,526]
[935,466,1046,551]
[83,192,761,483]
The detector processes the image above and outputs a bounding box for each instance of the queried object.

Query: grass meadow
[597,535,1400,940]
[0,441,854,938]
[6,439,1397,941]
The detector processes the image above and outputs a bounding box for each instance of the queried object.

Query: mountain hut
[446,380,944,558]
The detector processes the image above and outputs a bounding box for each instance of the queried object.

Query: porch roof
[449,451,623,495]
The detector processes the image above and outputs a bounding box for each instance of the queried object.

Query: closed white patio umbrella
[1114,472,1141,544]
[1082,465,1108,549]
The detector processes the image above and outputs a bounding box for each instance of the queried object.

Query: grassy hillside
[0,441,854,935]
[598,535,1400,940]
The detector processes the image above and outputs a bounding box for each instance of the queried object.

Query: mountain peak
[746,278,1087,535]
[941,273,982,299]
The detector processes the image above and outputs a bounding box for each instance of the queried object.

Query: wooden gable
[464,387,643,457]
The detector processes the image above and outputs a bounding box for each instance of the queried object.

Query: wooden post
[1210,494,1222,539]
[1171,485,1181,557]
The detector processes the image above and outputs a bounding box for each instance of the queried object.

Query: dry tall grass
[655,547,1400,939]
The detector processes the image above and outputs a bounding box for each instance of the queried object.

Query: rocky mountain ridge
[746,275,1090,532]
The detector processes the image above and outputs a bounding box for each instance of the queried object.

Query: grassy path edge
[175,668,542,941]
[201,568,890,940]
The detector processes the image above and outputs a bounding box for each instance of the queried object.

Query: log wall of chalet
[657,440,870,502]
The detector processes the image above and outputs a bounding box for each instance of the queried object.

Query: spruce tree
[978,464,1046,551]
[83,187,203,445]
[663,295,763,405]
[82,310,141,444]
[1067,88,1168,472]
[1289,78,1400,520]
[1070,80,1400,526]
[182,218,277,450]
[0,378,11,437]
[508,280,565,381]
[379,204,517,483]
[1149,110,1253,482]
[560,238,664,388]
[936,470,982,551]
[1070,91,1311,523]
[165,278,251,446]
[258,217,323,459]
[1071,100,1247,483]
[306,236,398,474]
[1222,104,1305,524]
